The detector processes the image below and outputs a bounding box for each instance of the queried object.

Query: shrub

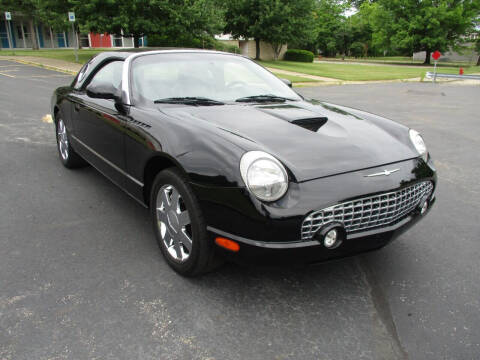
[284,49,314,62]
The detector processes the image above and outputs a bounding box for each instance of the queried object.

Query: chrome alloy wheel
[156,184,193,262]
[57,119,69,160]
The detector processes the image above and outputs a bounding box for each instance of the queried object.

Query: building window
[112,35,123,47]
[79,34,89,47]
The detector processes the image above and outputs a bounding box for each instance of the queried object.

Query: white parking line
[0,72,16,78]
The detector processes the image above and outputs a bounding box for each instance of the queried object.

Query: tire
[150,168,221,276]
[56,117,87,169]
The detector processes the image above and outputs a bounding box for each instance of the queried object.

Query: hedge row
[284,49,315,62]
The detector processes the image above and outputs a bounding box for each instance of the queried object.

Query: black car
[51,50,437,276]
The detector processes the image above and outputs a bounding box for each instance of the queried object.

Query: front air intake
[301,181,434,241]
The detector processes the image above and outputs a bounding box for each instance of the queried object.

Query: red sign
[432,50,441,61]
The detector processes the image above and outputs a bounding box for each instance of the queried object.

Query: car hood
[160,101,418,182]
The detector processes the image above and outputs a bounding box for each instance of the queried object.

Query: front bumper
[192,157,437,264]
[208,196,435,265]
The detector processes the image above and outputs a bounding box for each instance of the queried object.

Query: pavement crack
[356,257,409,360]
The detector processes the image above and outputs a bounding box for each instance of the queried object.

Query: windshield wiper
[154,97,224,106]
[235,94,296,103]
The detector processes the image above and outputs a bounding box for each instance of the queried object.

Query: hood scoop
[257,104,328,132]
[291,117,328,132]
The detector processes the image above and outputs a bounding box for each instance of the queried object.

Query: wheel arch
[143,153,189,206]
[53,106,60,125]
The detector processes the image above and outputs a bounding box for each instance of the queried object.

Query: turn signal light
[215,237,240,252]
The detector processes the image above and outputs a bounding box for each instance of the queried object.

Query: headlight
[409,129,428,161]
[240,151,288,202]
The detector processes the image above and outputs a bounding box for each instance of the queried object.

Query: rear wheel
[150,168,221,276]
[56,118,87,168]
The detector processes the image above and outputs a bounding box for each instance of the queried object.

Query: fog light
[314,223,345,250]
[419,200,428,214]
[324,229,338,248]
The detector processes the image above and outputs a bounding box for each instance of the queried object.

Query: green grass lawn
[0,49,110,63]
[260,60,480,81]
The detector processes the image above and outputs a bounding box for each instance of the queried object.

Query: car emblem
[364,168,400,177]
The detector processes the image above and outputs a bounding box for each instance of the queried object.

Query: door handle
[74,103,80,112]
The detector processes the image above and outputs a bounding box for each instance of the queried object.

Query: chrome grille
[301,181,433,240]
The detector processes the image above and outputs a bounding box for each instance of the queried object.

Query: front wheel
[150,168,221,276]
[56,118,87,168]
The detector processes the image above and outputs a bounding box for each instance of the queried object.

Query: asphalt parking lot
[1,59,479,360]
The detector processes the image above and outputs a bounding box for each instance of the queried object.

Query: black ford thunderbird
[51,50,437,276]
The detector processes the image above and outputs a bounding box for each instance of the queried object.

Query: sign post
[68,12,78,62]
[432,50,441,83]
[5,12,13,49]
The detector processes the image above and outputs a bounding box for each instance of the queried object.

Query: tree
[224,0,265,59]
[349,41,364,57]
[257,0,316,60]
[350,9,373,57]
[348,0,378,9]
[36,0,82,48]
[378,0,480,64]
[36,0,71,30]
[304,0,348,57]
[476,39,480,65]
[336,19,354,58]
[70,0,169,48]
[224,0,315,60]
[475,17,480,65]
[159,0,225,48]
[60,0,223,49]
[351,1,393,57]
[0,0,39,49]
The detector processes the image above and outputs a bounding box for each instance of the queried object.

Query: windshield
[130,52,301,106]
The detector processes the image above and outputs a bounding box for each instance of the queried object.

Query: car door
[69,60,127,187]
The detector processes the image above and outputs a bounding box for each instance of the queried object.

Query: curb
[0,57,78,75]
[13,59,78,75]
[294,77,423,87]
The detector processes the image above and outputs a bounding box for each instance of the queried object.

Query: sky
[343,7,358,17]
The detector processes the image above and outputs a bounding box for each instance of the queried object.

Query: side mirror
[86,82,120,100]
[280,78,292,88]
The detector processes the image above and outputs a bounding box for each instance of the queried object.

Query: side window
[77,62,89,82]
[73,58,93,89]
[87,61,124,91]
